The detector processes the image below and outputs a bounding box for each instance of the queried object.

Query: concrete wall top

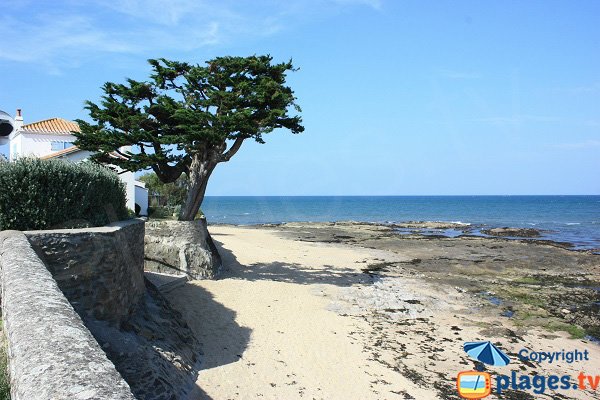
[0,230,135,400]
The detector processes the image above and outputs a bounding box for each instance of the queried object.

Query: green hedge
[0,158,129,231]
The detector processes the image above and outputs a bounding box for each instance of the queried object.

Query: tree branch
[220,138,244,162]
[151,160,187,183]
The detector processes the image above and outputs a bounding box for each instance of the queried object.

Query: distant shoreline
[200,195,600,252]
[206,220,600,253]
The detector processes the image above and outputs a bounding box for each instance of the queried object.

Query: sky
[1,0,599,195]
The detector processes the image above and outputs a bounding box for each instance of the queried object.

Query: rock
[144,218,222,279]
[481,227,541,238]
[391,221,471,230]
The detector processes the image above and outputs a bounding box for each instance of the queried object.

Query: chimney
[14,108,23,130]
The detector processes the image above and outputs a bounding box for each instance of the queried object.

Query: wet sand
[165,222,600,399]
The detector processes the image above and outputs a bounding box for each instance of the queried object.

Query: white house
[7,109,148,216]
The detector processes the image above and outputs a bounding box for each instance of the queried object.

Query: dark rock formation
[481,227,541,238]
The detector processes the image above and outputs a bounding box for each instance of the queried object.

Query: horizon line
[203,194,600,197]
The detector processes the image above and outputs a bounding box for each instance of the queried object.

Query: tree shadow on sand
[163,235,377,398]
[212,236,373,287]
[164,283,252,372]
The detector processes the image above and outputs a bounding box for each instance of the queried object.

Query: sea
[202,195,600,251]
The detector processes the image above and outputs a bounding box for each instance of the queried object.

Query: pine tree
[75,55,303,220]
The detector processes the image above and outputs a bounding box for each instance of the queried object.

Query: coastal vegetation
[137,172,205,220]
[75,55,304,221]
[0,158,128,230]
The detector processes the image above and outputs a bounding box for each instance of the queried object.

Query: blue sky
[1,0,599,195]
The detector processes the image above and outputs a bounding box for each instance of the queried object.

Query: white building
[7,109,148,216]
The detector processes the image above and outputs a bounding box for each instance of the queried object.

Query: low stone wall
[145,219,222,279]
[0,230,135,400]
[26,219,145,324]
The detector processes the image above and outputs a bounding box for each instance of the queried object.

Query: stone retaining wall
[26,219,145,324]
[0,230,135,400]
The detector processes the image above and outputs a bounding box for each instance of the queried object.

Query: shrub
[0,158,129,231]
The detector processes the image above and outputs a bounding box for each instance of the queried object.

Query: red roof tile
[22,118,80,135]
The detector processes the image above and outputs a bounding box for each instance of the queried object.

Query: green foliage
[74,55,304,220]
[139,172,187,207]
[0,158,128,231]
[147,206,176,219]
[147,205,203,221]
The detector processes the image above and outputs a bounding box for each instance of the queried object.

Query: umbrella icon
[463,341,510,366]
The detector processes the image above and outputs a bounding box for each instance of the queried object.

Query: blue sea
[202,196,600,251]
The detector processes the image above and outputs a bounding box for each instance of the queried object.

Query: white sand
[165,225,600,400]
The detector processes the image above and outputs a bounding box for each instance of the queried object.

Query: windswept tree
[75,55,304,220]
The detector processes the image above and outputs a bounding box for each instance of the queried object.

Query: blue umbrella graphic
[463,341,510,366]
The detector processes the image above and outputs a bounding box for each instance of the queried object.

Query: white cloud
[0,0,381,71]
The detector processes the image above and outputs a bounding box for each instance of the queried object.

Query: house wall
[61,149,93,162]
[135,184,149,216]
[120,170,137,212]
[9,134,22,161]
[12,132,76,159]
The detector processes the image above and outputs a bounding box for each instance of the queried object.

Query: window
[51,141,73,151]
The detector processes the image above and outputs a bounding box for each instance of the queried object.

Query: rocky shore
[270,221,600,340]
[167,221,599,399]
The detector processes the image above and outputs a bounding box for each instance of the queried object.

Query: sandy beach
[164,223,600,399]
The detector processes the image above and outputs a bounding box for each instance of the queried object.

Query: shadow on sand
[165,235,376,398]
[213,236,372,287]
[162,278,252,399]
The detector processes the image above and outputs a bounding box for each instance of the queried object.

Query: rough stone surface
[26,219,145,324]
[481,227,541,238]
[0,230,135,400]
[85,280,203,400]
[144,219,222,279]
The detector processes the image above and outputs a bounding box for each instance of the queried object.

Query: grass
[545,321,587,339]
[511,276,542,285]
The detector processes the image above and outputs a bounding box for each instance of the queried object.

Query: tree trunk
[179,153,217,221]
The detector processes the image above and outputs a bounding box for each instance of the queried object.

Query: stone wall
[145,219,222,279]
[0,230,135,400]
[26,219,145,324]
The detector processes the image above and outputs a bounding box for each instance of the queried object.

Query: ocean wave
[565,223,581,225]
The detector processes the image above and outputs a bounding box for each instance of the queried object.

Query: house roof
[41,146,127,162]
[39,146,82,160]
[22,118,80,135]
